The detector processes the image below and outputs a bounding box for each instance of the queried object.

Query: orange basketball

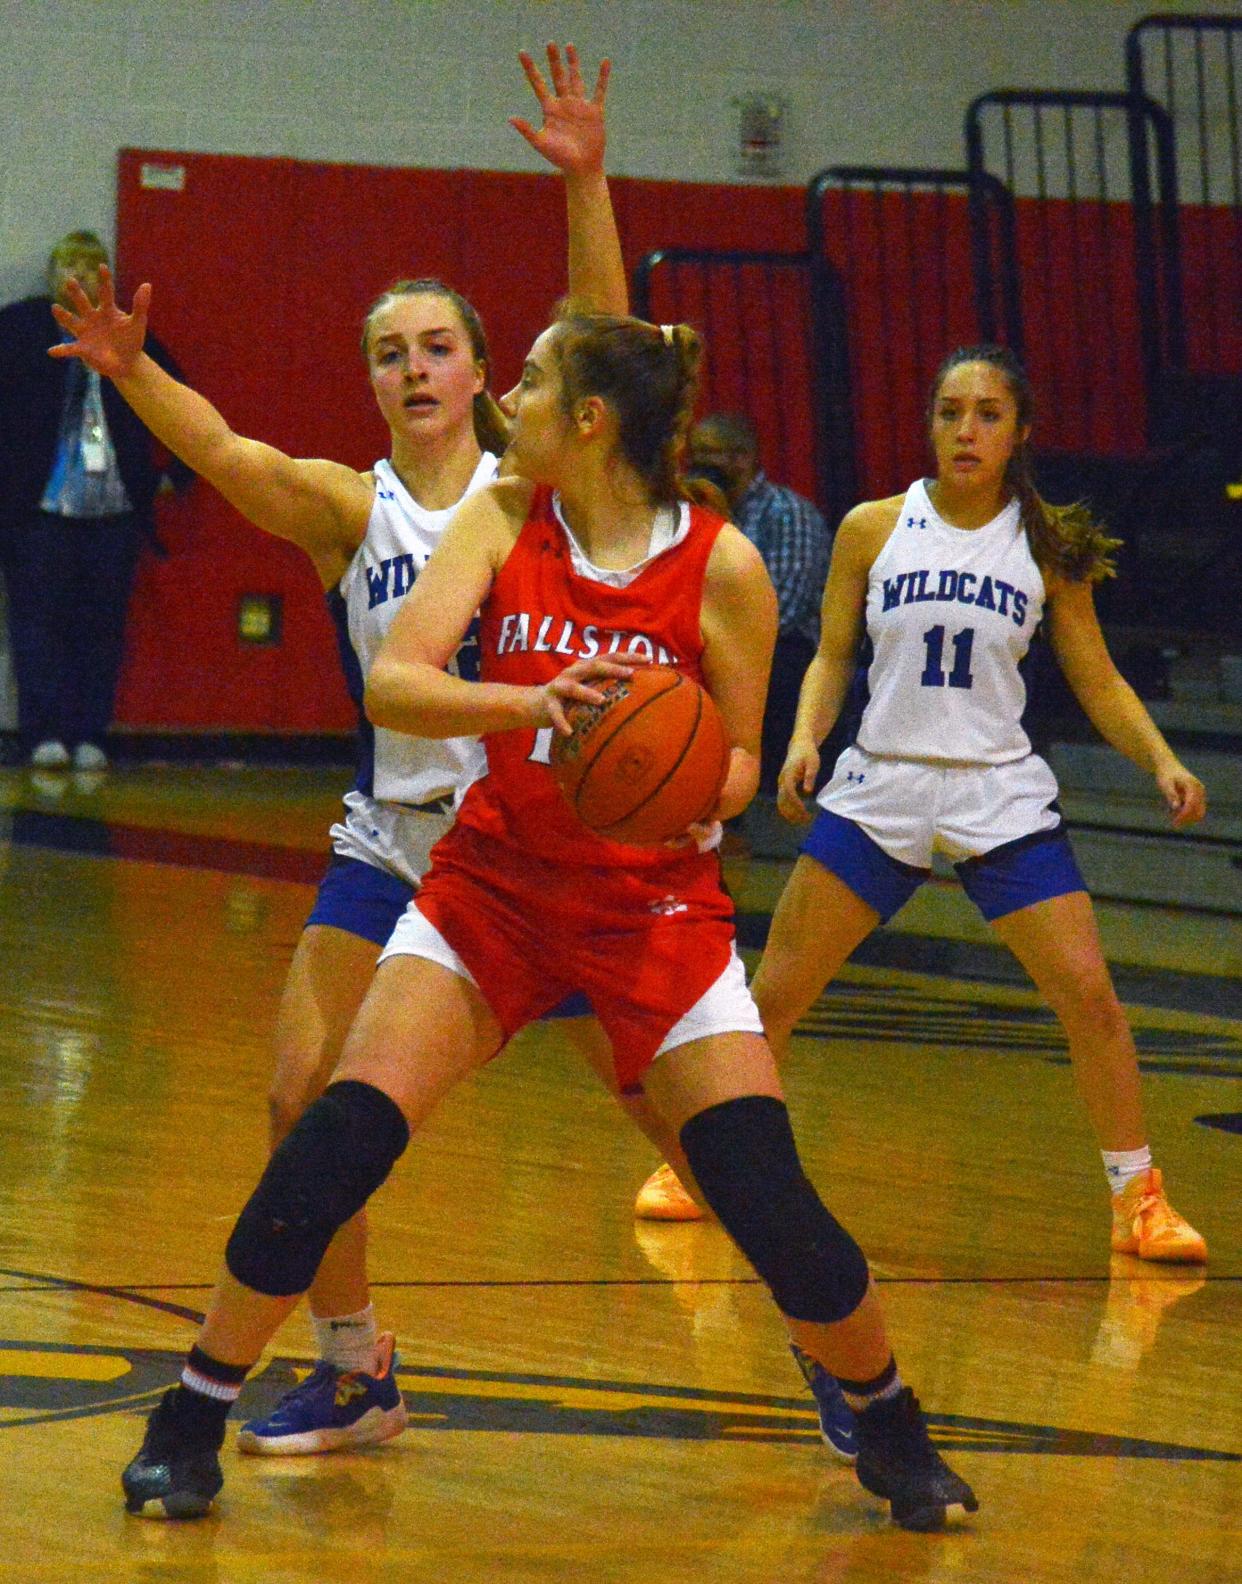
[550,664,730,845]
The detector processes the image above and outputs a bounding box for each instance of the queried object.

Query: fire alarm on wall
[734,92,787,177]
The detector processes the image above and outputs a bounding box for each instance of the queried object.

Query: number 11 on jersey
[921,624,975,689]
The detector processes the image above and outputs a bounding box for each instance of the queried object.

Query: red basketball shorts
[382,824,746,1090]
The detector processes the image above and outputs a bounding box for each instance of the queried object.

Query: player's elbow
[363,657,409,730]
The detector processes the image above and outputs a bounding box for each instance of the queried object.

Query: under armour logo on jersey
[907,515,928,530]
[377,485,396,501]
[845,770,866,785]
[649,895,689,916]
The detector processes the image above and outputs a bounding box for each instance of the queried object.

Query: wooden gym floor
[0,764,1237,1583]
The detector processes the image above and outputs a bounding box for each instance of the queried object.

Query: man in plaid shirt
[688,413,832,793]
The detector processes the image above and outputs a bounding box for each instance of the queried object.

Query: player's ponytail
[931,344,1120,583]
[1005,440,1119,584]
[470,391,511,458]
[552,312,704,507]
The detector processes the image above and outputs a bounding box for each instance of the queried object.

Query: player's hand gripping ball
[550,664,730,844]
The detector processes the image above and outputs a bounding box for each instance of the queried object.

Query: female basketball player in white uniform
[53,44,630,1455]
[640,342,1206,1263]
[634,342,1208,1453]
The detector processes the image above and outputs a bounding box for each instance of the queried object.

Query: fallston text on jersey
[496,613,681,665]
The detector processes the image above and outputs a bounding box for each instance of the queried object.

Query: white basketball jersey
[330,453,497,804]
[856,479,1045,764]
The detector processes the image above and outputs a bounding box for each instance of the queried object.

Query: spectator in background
[0,229,191,772]
[686,413,831,794]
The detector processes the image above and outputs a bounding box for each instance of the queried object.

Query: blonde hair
[931,344,1121,583]
[46,229,108,291]
[360,278,508,457]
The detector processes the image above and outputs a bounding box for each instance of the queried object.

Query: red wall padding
[1179,204,1242,376]
[114,148,1198,734]
[638,257,820,501]
[113,151,813,732]
[812,186,986,503]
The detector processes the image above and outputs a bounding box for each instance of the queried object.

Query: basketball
[550,664,730,845]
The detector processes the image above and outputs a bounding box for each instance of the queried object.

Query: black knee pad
[226,1080,410,1297]
[679,1095,869,1323]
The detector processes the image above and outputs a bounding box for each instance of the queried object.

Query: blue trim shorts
[805,745,1087,923]
[306,852,414,946]
[306,852,591,1016]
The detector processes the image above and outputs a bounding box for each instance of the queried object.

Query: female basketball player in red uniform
[120,311,979,1533]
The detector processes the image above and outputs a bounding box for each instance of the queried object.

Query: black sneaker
[122,1389,225,1518]
[854,1387,978,1532]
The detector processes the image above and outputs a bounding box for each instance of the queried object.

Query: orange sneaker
[1110,1168,1207,1264]
[633,1162,707,1222]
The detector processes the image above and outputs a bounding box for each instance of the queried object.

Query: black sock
[837,1355,902,1412]
[171,1345,249,1436]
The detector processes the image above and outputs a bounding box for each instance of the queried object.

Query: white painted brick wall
[0,0,1213,303]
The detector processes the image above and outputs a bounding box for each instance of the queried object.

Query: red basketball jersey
[454,486,727,867]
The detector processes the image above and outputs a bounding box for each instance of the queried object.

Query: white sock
[312,1304,379,1373]
[1102,1145,1152,1195]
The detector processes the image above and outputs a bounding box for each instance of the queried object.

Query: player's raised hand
[510,42,610,176]
[49,264,149,382]
[777,741,821,825]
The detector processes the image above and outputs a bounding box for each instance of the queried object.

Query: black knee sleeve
[226,1080,410,1297]
[679,1096,869,1323]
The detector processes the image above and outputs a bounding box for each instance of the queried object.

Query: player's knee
[1079,980,1128,1039]
[679,1096,869,1322]
[227,1080,409,1297]
[1050,962,1127,1037]
[268,1036,338,1144]
[749,962,813,1051]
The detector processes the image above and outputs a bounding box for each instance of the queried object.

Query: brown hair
[930,344,1120,583]
[549,312,718,509]
[360,278,509,457]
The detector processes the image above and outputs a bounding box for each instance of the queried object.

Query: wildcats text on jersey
[881,568,1031,625]
[365,552,421,610]
[495,612,681,666]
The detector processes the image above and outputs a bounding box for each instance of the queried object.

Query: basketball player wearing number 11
[641,344,1207,1280]
[770,343,1206,1261]
[637,346,1207,1462]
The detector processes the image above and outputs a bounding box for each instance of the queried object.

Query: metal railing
[633,246,830,510]
[1126,13,1242,378]
[805,165,1018,506]
[965,88,1181,455]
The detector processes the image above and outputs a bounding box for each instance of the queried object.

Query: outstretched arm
[49,267,369,584]
[1047,576,1206,827]
[512,43,628,316]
